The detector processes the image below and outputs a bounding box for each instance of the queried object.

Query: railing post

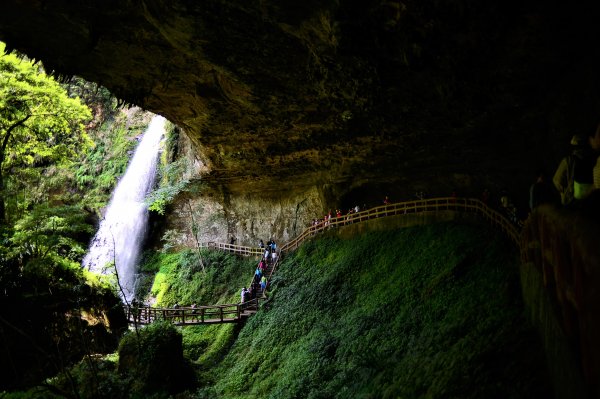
[220,306,224,322]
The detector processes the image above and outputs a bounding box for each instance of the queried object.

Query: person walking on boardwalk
[240,287,247,309]
[255,266,262,280]
[553,134,594,206]
[260,275,267,293]
[173,303,180,322]
[191,303,198,322]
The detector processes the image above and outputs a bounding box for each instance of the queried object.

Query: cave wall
[3,1,600,236]
[521,205,600,398]
[161,132,325,246]
[167,186,324,247]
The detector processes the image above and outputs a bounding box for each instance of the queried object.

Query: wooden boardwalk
[125,299,264,326]
[127,197,520,326]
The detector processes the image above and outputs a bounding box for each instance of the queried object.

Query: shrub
[118,321,195,395]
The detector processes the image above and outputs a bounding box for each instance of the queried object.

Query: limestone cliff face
[167,186,324,248]
[2,1,600,240]
[165,133,326,247]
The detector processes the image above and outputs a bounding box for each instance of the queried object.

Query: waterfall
[82,115,165,301]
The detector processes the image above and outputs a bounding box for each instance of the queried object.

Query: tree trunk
[0,168,5,225]
[0,115,32,225]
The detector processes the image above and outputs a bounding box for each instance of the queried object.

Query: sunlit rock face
[2,1,600,214]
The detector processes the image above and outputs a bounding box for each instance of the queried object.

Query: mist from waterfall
[82,115,165,301]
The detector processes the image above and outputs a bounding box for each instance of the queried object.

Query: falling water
[82,115,165,301]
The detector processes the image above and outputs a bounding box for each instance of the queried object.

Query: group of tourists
[305,195,423,235]
[310,204,368,229]
[527,126,600,218]
[551,128,600,207]
[307,194,437,230]
[240,238,278,308]
[171,303,201,321]
[168,133,600,318]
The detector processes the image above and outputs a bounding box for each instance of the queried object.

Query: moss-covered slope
[203,222,551,398]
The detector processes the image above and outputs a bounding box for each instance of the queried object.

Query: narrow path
[125,197,520,326]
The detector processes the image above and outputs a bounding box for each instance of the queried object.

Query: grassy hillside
[195,222,551,399]
[7,222,552,398]
[139,248,257,307]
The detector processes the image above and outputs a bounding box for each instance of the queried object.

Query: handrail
[199,241,264,257]
[200,198,520,255]
[280,197,520,252]
[246,249,281,300]
[128,197,520,327]
[125,299,264,326]
[127,195,600,395]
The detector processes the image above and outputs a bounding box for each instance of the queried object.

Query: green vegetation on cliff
[0,41,92,224]
[0,42,152,394]
[4,222,552,398]
[139,249,256,306]
[197,222,550,399]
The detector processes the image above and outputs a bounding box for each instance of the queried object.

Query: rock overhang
[2,1,600,204]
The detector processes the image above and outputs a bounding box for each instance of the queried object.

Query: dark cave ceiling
[2,1,600,201]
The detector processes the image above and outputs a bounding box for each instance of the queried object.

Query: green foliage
[0,41,93,222]
[141,249,255,307]
[62,76,116,118]
[144,120,189,215]
[182,323,237,365]
[56,356,132,399]
[0,252,125,392]
[207,223,550,399]
[74,110,153,213]
[0,45,92,170]
[162,120,180,163]
[0,42,155,398]
[118,321,195,395]
[3,223,551,398]
[8,203,93,262]
[146,157,190,215]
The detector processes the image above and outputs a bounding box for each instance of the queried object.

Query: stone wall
[521,205,600,399]
[520,261,589,399]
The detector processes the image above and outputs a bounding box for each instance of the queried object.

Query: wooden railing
[199,241,264,257]
[281,197,520,252]
[125,298,263,326]
[126,195,600,396]
[247,250,281,294]
[128,197,519,327]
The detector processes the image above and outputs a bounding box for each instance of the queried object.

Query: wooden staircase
[126,197,521,326]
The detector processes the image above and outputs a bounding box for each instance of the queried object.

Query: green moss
[182,323,237,366]
[142,248,257,307]
[7,222,551,398]
[209,222,550,399]
[118,321,195,395]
